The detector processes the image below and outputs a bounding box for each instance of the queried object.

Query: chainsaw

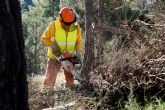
[54,52,93,90]
[58,53,85,83]
[51,43,93,90]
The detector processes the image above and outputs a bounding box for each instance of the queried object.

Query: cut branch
[93,25,128,35]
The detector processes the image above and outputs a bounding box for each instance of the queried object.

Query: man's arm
[74,25,83,59]
[41,22,55,47]
[75,25,83,51]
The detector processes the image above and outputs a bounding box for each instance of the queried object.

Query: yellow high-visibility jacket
[41,19,83,59]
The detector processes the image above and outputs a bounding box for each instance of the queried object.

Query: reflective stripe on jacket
[47,20,77,58]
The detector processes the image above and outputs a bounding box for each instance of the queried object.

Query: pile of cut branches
[88,14,165,109]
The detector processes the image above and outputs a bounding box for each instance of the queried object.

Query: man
[41,7,83,88]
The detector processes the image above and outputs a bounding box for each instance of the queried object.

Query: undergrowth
[80,14,165,109]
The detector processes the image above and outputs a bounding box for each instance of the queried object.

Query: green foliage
[104,1,140,26]
[42,0,60,19]
[125,97,165,110]
[22,2,52,74]
[125,7,140,21]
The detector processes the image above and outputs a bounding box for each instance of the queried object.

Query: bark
[35,22,38,73]
[0,0,29,110]
[81,0,95,79]
[96,0,104,65]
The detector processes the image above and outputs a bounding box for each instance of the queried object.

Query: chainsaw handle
[59,56,77,61]
[59,56,80,64]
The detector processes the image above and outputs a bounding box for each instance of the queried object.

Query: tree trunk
[35,22,38,73]
[81,0,95,79]
[96,0,104,65]
[0,0,29,110]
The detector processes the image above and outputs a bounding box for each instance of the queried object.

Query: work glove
[74,51,81,59]
[51,43,61,57]
[71,51,81,64]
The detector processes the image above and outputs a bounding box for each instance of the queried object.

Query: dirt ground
[28,71,85,110]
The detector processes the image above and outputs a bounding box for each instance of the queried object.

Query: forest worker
[41,7,83,89]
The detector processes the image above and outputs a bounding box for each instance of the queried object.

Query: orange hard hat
[60,7,75,23]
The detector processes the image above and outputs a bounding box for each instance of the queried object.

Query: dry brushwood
[87,15,165,109]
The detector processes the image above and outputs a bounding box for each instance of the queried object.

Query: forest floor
[28,68,165,110]
[28,70,86,110]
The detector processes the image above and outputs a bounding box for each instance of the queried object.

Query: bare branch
[93,25,128,35]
